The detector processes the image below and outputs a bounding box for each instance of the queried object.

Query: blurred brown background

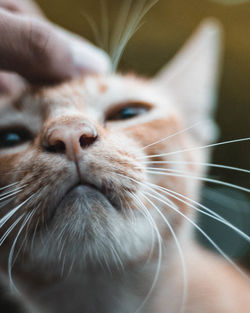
[36,0,250,262]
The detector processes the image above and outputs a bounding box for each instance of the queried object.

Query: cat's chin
[29,183,154,271]
[48,184,115,223]
[47,184,118,232]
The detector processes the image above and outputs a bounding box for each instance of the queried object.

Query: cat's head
[0,20,222,272]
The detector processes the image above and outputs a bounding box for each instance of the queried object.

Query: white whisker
[143,170,250,193]
[0,196,34,229]
[140,160,250,174]
[0,214,25,246]
[111,0,159,71]
[203,188,250,213]
[117,173,249,281]
[142,121,203,150]
[82,13,102,49]
[130,192,163,313]
[0,187,24,202]
[0,182,19,191]
[100,0,109,52]
[138,137,250,159]
[144,190,250,282]
[110,0,133,57]
[130,193,156,259]
[147,182,250,242]
[109,243,124,271]
[8,209,37,292]
[140,193,188,313]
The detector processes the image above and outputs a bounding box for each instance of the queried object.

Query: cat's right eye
[0,128,33,149]
[105,102,152,122]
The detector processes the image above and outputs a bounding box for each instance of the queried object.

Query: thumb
[0,9,111,84]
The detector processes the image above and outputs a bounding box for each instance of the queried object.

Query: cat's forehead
[27,74,172,117]
[0,73,174,128]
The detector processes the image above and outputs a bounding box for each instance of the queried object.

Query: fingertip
[0,72,27,96]
[69,39,112,74]
[53,27,112,76]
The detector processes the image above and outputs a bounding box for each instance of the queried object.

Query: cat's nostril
[44,120,98,159]
[47,140,66,154]
[79,134,98,148]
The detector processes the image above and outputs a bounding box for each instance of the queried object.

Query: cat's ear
[154,19,223,143]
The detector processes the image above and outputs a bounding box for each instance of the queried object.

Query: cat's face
[0,21,221,271]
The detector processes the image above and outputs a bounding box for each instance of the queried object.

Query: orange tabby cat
[0,20,249,313]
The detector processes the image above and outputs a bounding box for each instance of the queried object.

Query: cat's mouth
[46,181,119,224]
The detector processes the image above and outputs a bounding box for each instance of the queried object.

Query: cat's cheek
[0,151,29,187]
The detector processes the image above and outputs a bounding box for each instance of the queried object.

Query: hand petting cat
[0,0,111,96]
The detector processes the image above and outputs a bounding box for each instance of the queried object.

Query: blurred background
[36,0,250,265]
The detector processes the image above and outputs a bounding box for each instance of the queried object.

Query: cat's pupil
[0,130,31,148]
[120,107,144,119]
[109,106,149,121]
[105,102,151,122]
[1,133,21,148]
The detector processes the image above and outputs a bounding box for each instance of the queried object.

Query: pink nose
[44,120,98,161]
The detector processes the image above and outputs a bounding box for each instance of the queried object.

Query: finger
[54,25,111,74]
[0,9,111,84]
[0,71,27,96]
[0,0,43,17]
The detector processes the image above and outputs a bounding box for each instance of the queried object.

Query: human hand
[0,0,111,95]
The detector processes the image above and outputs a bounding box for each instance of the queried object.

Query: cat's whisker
[111,0,159,71]
[139,193,188,313]
[22,205,41,255]
[0,196,34,229]
[139,160,250,174]
[0,214,25,246]
[30,218,40,254]
[82,13,103,49]
[138,137,250,159]
[0,182,27,192]
[0,187,24,202]
[110,0,133,58]
[117,173,250,281]
[0,185,24,196]
[0,198,16,209]
[8,208,37,292]
[130,193,156,260]
[130,191,160,261]
[146,182,250,242]
[130,192,163,313]
[203,187,250,213]
[118,174,187,313]
[0,182,19,191]
[56,223,69,260]
[126,204,138,226]
[109,243,124,272]
[99,245,113,274]
[143,169,250,193]
[60,254,67,278]
[142,120,203,150]
[100,0,109,52]
[143,190,250,282]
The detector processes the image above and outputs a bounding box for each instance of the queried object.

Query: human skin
[0,0,111,95]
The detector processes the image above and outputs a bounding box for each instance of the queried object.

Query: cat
[0,17,249,313]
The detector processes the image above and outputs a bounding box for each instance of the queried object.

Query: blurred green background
[36,0,250,265]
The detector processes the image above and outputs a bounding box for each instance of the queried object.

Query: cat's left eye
[0,128,33,149]
[105,102,151,122]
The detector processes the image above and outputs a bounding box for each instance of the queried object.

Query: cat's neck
[21,262,182,313]
[9,243,188,313]
[1,224,193,313]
